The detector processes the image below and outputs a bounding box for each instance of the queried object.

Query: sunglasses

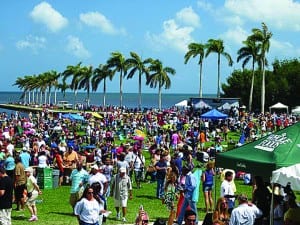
[87,192,94,194]
[186,218,196,222]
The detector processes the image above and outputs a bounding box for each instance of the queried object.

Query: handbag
[147,165,156,173]
[27,192,33,198]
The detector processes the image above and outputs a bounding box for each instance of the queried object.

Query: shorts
[15,184,26,200]
[203,185,213,192]
[114,197,128,208]
[26,191,38,206]
[70,192,80,208]
[0,208,12,225]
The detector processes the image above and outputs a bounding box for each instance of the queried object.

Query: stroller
[135,205,149,225]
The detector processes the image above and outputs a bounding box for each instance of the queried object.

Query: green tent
[216,122,300,179]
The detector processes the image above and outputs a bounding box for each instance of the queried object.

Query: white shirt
[38,155,48,168]
[74,198,100,224]
[221,179,235,203]
[229,203,262,225]
[88,172,108,195]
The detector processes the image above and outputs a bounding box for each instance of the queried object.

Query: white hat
[24,167,33,173]
[91,164,99,170]
[119,167,126,173]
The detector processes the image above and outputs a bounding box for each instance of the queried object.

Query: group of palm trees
[185,22,272,113]
[14,52,175,110]
[14,23,272,112]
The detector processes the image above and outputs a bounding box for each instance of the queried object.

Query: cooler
[37,167,53,189]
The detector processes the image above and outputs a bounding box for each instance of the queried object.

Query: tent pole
[270,181,274,225]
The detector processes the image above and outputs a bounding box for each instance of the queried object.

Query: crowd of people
[0,105,299,225]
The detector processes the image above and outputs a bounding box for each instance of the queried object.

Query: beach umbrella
[134,129,146,138]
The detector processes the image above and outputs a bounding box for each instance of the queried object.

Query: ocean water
[0,92,216,109]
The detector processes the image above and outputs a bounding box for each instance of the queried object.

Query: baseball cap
[91,164,99,170]
[119,167,126,173]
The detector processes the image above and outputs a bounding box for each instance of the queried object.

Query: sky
[1,0,300,94]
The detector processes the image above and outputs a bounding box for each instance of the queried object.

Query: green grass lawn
[11,173,254,225]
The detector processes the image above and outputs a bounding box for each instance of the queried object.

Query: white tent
[218,102,231,110]
[271,163,300,191]
[194,100,212,109]
[175,99,188,107]
[269,102,289,113]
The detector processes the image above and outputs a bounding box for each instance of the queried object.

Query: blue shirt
[4,156,15,170]
[70,168,89,193]
[20,151,31,168]
[184,171,196,200]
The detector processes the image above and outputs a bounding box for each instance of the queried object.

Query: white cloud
[224,0,300,31]
[270,39,296,57]
[221,26,248,46]
[80,12,125,35]
[176,7,200,27]
[146,7,200,53]
[66,36,90,59]
[16,35,46,54]
[146,19,194,53]
[30,1,68,32]
[197,0,214,13]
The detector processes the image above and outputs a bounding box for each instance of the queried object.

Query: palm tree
[249,22,272,113]
[57,79,69,99]
[205,39,233,98]
[62,62,82,107]
[146,59,176,110]
[106,52,128,107]
[126,52,152,109]
[184,42,206,97]
[237,39,261,112]
[92,64,113,106]
[76,65,93,107]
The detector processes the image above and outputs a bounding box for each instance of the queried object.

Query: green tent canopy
[216,122,300,179]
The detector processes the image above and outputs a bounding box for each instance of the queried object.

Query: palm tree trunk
[120,72,123,107]
[217,54,221,98]
[261,58,266,114]
[28,91,31,104]
[54,89,57,105]
[138,72,142,109]
[249,60,255,112]
[103,78,106,107]
[199,62,203,98]
[158,86,162,110]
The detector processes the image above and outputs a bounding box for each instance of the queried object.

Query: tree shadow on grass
[135,194,157,200]
[12,215,27,221]
[48,211,75,217]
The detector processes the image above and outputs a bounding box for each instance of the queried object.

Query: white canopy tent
[269,102,289,113]
[271,163,300,191]
[175,99,188,108]
[194,100,212,109]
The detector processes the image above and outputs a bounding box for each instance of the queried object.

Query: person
[63,145,79,168]
[24,167,42,222]
[37,150,48,168]
[69,162,89,210]
[19,147,31,169]
[202,161,215,213]
[155,154,167,199]
[252,176,271,225]
[229,194,262,225]
[221,171,236,214]
[4,152,15,180]
[52,148,64,186]
[88,164,109,211]
[74,186,101,225]
[14,156,27,211]
[90,182,107,225]
[184,210,197,225]
[283,196,300,225]
[111,167,132,222]
[213,197,230,225]
[164,173,178,225]
[0,167,14,225]
[177,166,197,225]
[273,195,284,225]
[135,205,149,225]
[133,149,145,189]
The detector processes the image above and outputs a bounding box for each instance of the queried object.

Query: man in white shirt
[221,171,236,214]
[88,165,108,196]
[229,194,262,225]
[6,141,14,156]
